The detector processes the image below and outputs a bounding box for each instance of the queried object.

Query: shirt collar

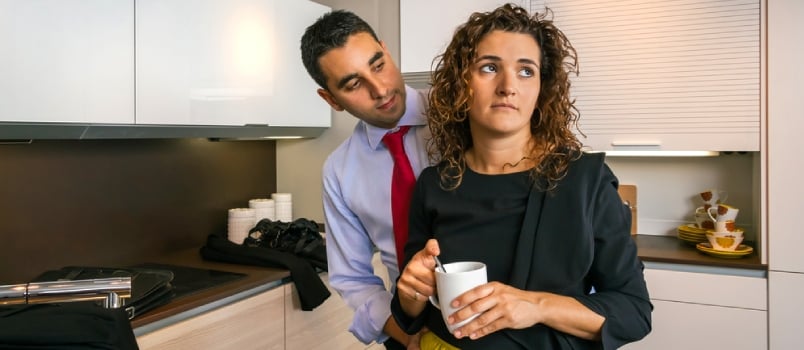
[365,85,427,150]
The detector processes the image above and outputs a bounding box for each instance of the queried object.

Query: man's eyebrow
[336,51,384,90]
[367,51,383,66]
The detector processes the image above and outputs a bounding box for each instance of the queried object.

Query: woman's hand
[448,282,541,339]
[448,282,604,340]
[397,239,441,317]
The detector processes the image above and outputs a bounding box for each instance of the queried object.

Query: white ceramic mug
[707,204,740,223]
[714,219,737,233]
[699,189,728,209]
[428,261,487,333]
[694,206,715,229]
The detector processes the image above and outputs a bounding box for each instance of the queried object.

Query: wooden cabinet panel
[136,287,285,350]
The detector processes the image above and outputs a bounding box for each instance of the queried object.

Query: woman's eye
[480,64,496,73]
[519,67,535,77]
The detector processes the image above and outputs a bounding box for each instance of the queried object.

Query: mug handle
[707,206,719,222]
[717,191,729,204]
[429,295,441,309]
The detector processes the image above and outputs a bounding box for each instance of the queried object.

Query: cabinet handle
[610,141,662,148]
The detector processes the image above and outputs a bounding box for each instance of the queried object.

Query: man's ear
[317,88,345,111]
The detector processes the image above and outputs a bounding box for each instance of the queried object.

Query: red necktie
[382,125,415,269]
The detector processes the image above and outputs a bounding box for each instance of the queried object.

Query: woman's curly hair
[427,3,583,192]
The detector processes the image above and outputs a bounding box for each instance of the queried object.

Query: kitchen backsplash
[0,138,277,283]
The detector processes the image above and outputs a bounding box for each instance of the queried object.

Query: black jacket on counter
[0,303,139,349]
[200,233,330,311]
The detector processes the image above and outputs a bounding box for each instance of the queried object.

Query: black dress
[391,152,652,349]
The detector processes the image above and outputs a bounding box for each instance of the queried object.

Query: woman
[390,4,652,349]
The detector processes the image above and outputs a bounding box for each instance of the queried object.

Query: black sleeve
[575,161,653,349]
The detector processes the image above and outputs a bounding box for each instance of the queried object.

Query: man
[300,10,429,350]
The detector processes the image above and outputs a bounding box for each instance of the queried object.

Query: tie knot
[382,125,411,156]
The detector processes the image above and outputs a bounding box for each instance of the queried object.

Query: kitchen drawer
[644,268,766,310]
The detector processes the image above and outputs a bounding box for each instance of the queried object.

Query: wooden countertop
[634,234,765,270]
[131,235,765,331]
[130,248,290,329]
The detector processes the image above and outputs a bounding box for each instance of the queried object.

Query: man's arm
[323,169,395,344]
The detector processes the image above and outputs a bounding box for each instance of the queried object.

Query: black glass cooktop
[133,263,247,300]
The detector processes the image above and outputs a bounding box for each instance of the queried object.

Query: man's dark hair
[300,10,380,90]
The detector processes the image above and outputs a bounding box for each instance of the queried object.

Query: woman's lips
[492,102,518,110]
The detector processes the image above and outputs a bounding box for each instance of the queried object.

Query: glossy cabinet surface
[135,0,331,127]
[0,0,134,124]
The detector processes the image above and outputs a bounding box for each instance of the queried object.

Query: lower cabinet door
[621,299,767,350]
[136,287,285,350]
[285,273,371,349]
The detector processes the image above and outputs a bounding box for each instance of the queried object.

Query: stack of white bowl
[249,198,276,224]
[272,193,293,222]
[227,208,256,244]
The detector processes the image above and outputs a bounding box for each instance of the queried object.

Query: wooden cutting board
[617,184,637,235]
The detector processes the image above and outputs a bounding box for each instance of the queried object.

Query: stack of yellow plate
[677,224,708,244]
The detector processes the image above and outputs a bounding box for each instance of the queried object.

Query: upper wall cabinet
[400,0,761,152]
[0,0,134,124]
[136,0,331,127]
[539,0,761,152]
[400,0,529,73]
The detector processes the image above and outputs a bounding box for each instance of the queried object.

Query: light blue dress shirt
[322,85,430,344]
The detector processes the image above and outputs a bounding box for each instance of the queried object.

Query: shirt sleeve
[322,164,393,345]
[574,164,653,349]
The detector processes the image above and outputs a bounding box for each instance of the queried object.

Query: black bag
[244,218,327,270]
[32,266,175,320]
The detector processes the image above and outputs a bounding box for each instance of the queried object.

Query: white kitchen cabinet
[622,299,766,350]
[400,0,761,152]
[536,0,761,152]
[0,0,134,124]
[767,0,804,348]
[136,286,285,350]
[768,271,804,349]
[768,0,804,274]
[284,273,369,349]
[399,0,528,73]
[285,253,389,349]
[135,0,331,127]
[622,265,767,350]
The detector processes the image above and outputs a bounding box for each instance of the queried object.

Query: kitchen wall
[0,138,277,283]
[277,0,759,242]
